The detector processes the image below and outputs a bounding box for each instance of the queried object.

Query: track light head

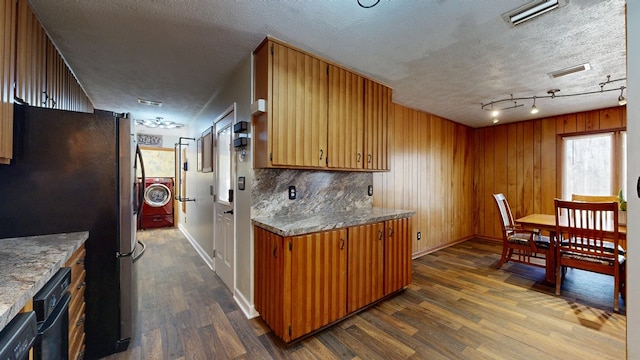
[618,87,627,106]
[530,97,539,114]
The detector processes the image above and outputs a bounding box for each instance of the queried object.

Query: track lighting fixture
[618,87,627,106]
[482,75,627,120]
[530,97,539,114]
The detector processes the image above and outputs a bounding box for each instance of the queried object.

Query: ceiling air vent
[502,0,567,27]
[137,98,162,107]
[547,63,591,79]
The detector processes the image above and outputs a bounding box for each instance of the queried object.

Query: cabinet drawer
[65,245,86,282]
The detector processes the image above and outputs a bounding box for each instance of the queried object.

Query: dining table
[515,213,627,284]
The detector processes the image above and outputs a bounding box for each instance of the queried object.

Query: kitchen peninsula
[253,207,414,342]
[0,232,88,330]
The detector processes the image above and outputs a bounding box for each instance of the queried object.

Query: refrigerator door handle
[132,241,146,263]
[134,145,146,216]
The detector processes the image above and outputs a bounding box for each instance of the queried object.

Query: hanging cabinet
[253,37,389,171]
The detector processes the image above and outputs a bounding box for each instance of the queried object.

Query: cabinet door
[347,222,384,313]
[16,0,47,108]
[384,218,412,295]
[253,226,288,340]
[364,79,390,170]
[328,66,364,169]
[0,0,17,163]
[271,42,328,168]
[289,229,346,340]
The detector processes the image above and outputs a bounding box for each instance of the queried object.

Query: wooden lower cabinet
[65,244,86,360]
[254,217,412,343]
[347,222,384,313]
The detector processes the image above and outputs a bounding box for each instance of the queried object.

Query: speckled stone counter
[0,231,88,330]
[252,207,415,237]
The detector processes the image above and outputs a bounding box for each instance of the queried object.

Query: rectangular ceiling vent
[137,98,162,107]
[502,0,567,27]
[547,63,591,79]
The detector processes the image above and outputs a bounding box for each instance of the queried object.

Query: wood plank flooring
[103,228,626,360]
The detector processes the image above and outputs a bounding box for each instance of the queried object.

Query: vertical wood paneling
[328,66,363,169]
[474,106,624,240]
[347,223,384,313]
[290,229,346,340]
[384,218,411,295]
[374,104,474,257]
[0,0,16,163]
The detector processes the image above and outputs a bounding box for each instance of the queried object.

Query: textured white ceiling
[28,0,626,128]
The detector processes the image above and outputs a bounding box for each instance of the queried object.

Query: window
[561,131,626,199]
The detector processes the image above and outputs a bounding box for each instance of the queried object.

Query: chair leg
[555,260,562,295]
[497,245,509,268]
[614,274,620,313]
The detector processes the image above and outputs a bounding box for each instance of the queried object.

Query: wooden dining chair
[571,194,619,203]
[492,194,553,275]
[554,199,625,312]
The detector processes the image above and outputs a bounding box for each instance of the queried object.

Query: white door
[214,105,235,291]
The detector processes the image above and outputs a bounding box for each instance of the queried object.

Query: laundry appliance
[140,177,174,229]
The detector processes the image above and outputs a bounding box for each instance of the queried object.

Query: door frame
[212,103,237,292]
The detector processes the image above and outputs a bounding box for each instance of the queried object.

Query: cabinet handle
[77,281,86,290]
[357,153,361,163]
[368,154,372,164]
[273,244,278,258]
[378,230,383,240]
[76,258,85,265]
[389,227,394,237]
[319,149,324,160]
[340,238,345,250]
[77,316,85,327]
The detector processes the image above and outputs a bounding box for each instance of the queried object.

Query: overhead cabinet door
[271,42,328,168]
[328,65,364,169]
[364,79,390,171]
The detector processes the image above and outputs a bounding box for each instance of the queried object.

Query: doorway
[213,104,235,291]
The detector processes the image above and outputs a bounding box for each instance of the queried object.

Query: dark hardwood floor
[103,228,626,360]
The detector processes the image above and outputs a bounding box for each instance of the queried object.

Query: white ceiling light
[618,87,627,106]
[503,0,567,27]
[530,97,539,114]
[135,117,184,129]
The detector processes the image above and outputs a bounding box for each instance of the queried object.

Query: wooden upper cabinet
[364,79,390,171]
[328,65,364,169]
[253,38,391,171]
[0,0,17,164]
[15,0,47,108]
[254,40,328,168]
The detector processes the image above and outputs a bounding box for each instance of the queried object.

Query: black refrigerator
[0,103,146,359]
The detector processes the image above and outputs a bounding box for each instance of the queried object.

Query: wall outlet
[289,186,296,200]
[367,185,373,196]
[417,231,421,240]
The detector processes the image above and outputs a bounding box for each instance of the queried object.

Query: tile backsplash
[252,169,372,218]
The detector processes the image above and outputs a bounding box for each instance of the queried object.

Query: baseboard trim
[178,224,214,270]
[412,236,475,259]
[234,288,259,319]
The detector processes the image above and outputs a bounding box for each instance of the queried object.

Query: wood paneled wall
[473,106,626,241]
[373,103,474,257]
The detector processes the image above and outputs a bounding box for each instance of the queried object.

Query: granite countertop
[0,231,88,330]
[252,207,415,237]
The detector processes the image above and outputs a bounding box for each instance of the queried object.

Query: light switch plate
[367,185,373,196]
[289,186,296,200]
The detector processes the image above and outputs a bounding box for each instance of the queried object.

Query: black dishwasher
[0,311,37,360]
[33,268,71,360]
